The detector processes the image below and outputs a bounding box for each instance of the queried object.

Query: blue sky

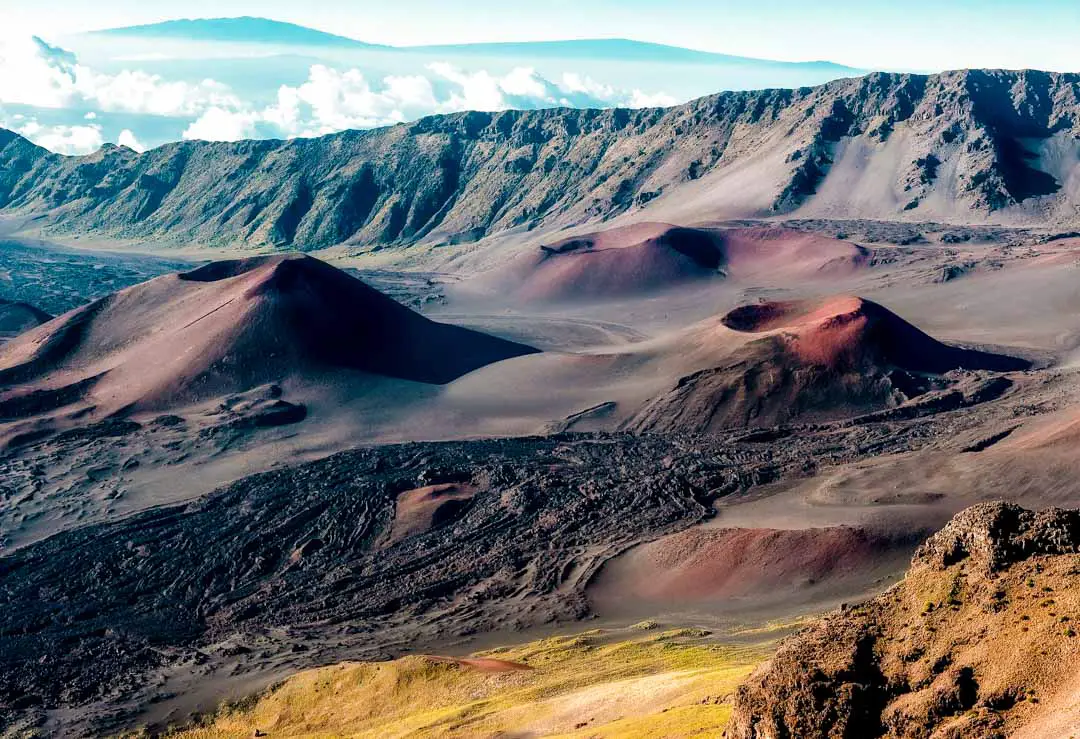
[2,1,1079,155]
[6,0,1080,71]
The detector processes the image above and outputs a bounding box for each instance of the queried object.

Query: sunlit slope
[167,628,779,738]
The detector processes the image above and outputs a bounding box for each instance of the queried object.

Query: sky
[2,1,1079,156]
[4,0,1080,71]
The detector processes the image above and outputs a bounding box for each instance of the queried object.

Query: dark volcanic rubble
[1,435,716,734]
[0,408,992,736]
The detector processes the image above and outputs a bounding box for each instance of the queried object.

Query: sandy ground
[4,220,1080,734]
[3,222,1078,551]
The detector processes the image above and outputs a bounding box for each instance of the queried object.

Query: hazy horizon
[7,1,1080,71]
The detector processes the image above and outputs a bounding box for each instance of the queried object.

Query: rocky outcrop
[912,502,1080,574]
[727,503,1080,739]
[2,70,1079,251]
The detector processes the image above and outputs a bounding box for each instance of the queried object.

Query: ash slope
[626,297,1030,433]
[0,300,50,342]
[0,311,1060,735]
[0,436,718,735]
[0,382,1060,738]
[474,224,870,302]
[2,70,1080,250]
[729,503,1080,739]
[0,254,536,419]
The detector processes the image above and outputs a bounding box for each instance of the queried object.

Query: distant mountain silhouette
[87,17,388,49]
[407,38,861,71]
[85,17,859,74]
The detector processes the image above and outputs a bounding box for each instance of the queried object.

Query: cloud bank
[181,63,677,142]
[0,36,239,115]
[14,120,105,155]
[0,35,677,153]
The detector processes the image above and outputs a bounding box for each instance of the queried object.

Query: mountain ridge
[2,68,1079,252]
[402,38,862,70]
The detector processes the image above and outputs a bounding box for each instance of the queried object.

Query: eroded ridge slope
[1,70,1079,250]
[729,502,1080,738]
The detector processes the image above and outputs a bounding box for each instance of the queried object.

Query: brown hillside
[728,502,1080,739]
[486,224,868,302]
[0,255,537,418]
[627,297,1029,432]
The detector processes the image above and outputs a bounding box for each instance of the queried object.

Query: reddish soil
[590,526,898,604]
[0,255,537,418]
[384,483,479,546]
[715,227,870,280]
[491,224,869,302]
[721,296,1031,374]
[627,296,1029,432]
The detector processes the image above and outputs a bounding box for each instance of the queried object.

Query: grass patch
[163,628,774,738]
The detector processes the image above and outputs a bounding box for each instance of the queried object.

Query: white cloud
[182,107,261,142]
[499,67,551,99]
[117,128,145,152]
[384,75,440,111]
[428,63,521,111]
[1,114,144,155]
[629,89,678,108]
[179,61,675,143]
[0,35,239,117]
[1,35,676,147]
[561,72,617,100]
[16,120,104,155]
[0,37,77,108]
[266,65,427,135]
[80,69,240,116]
[423,63,672,114]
